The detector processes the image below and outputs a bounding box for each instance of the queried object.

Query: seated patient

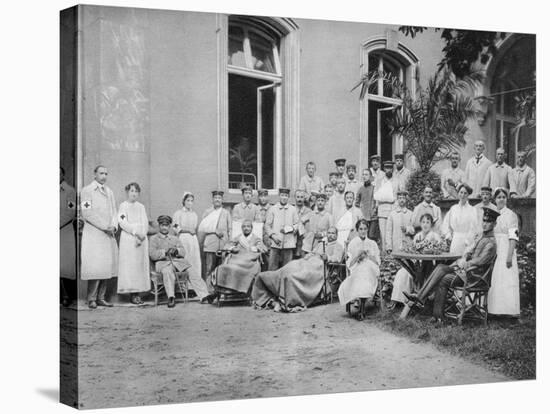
[209,220,267,298]
[337,218,380,320]
[149,215,210,308]
[251,227,343,312]
[403,207,499,323]
[389,213,441,309]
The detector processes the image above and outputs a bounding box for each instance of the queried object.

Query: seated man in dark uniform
[403,207,499,322]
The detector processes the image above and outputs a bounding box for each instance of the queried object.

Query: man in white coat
[80,165,119,309]
[464,140,492,198]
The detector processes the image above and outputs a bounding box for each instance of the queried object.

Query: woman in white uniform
[173,192,203,294]
[338,218,380,320]
[488,187,520,317]
[117,182,150,304]
[441,183,479,255]
[389,213,441,308]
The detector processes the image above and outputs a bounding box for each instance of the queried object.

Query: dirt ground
[67,300,510,409]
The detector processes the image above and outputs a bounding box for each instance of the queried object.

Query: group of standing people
[60,142,533,318]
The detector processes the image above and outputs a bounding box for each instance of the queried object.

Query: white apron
[487,233,520,315]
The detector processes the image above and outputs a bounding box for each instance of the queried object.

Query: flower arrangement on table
[402,237,450,255]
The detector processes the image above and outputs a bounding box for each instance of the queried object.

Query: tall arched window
[359,33,418,169]
[489,35,535,168]
[216,15,300,192]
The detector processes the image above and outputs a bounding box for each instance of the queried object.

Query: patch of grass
[368,308,536,380]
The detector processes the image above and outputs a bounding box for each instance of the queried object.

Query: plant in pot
[353,67,483,207]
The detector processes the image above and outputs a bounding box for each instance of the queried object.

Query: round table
[391,251,461,319]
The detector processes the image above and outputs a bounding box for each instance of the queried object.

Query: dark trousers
[268,248,294,271]
[367,220,379,242]
[204,252,221,281]
[86,279,109,303]
[60,278,77,302]
[433,273,463,319]
[417,264,455,303]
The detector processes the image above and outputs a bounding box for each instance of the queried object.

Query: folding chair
[444,261,495,326]
[150,264,190,307]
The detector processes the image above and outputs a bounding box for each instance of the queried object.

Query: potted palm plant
[353,67,483,206]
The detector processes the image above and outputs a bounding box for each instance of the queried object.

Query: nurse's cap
[482,207,500,222]
[211,190,224,197]
[157,215,173,225]
[257,188,269,196]
[278,188,291,195]
[334,158,346,166]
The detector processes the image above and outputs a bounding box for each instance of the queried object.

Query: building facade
[61,5,536,219]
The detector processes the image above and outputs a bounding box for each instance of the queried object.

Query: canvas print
[60,4,536,409]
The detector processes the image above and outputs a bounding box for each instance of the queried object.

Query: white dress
[117,201,150,293]
[391,231,441,303]
[173,208,202,284]
[488,206,520,315]
[441,202,479,255]
[338,236,380,306]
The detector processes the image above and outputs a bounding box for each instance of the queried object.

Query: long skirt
[179,233,202,284]
[488,234,520,315]
[212,252,261,294]
[449,232,470,255]
[117,232,150,294]
[390,268,413,304]
[252,255,325,311]
[338,259,379,307]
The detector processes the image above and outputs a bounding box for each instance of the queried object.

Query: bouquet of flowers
[403,237,450,255]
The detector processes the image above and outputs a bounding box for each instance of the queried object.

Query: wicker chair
[444,261,496,326]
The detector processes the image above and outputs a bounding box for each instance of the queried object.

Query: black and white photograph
[56,3,540,410]
[4,0,547,412]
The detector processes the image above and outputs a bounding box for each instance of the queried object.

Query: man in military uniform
[199,190,232,280]
[403,207,499,322]
[80,165,118,309]
[256,189,272,270]
[265,188,298,270]
[60,167,77,307]
[294,189,312,258]
[334,158,346,177]
[150,215,212,307]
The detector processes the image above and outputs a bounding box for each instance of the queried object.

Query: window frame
[216,14,300,195]
[359,35,419,171]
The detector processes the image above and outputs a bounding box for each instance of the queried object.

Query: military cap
[396,190,409,197]
[211,190,224,197]
[241,185,253,194]
[257,189,269,196]
[334,158,346,166]
[370,154,381,160]
[157,215,173,225]
[383,160,395,168]
[310,190,321,197]
[394,153,404,161]
[480,186,492,194]
[346,164,357,171]
[278,188,291,194]
[482,207,500,222]
[457,183,473,195]
[329,172,339,178]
